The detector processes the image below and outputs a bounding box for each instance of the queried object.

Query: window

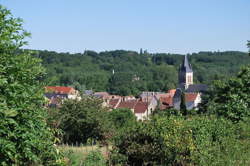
[187,75,192,83]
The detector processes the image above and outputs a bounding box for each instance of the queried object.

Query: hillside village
[45,55,207,120]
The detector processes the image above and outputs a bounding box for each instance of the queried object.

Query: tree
[0,5,62,165]
[180,91,187,116]
[56,97,112,144]
[204,42,250,122]
[207,66,250,122]
[108,108,137,131]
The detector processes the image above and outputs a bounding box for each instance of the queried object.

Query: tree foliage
[0,5,61,165]
[110,115,250,165]
[206,66,250,122]
[55,98,112,144]
[108,108,137,131]
[33,49,250,96]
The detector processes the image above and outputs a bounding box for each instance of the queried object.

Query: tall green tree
[0,6,61,165]
[180,91,187,116]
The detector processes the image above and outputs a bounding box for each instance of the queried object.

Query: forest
[35,49,250,95]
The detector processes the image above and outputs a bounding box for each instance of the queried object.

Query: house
[155,89,176,110]
[113,96,158,121]
[134,101,150,121]
[45,86,79,99]
[45,86,80,107]
[159,95,174,110]
[140,91,163,102]
[185,93,201,110]
[108,98,121,109]
[173,88,201,110]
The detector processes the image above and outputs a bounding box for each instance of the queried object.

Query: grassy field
[58,145,110,165]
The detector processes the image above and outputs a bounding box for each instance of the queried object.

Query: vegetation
[206,66,250,122]
[60,145,108,166]
[52,97,112,144]
[0,5,62,166]
[110,115,250,165]
[35,49,250,96]
[108,108,137,132]
[46,43,250,165]
[1,3,250,166]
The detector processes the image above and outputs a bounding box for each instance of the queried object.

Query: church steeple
[178,55,193,89]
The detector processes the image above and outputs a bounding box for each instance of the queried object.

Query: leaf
[4,109,18,117]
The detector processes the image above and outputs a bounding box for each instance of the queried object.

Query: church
[173,55,208,110]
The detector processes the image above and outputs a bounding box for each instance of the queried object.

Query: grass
[58,145,110,166]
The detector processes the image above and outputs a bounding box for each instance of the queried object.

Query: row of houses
[45,55,207,121]
[45,86,203,121]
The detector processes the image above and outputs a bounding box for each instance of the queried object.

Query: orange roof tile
[160,96,173,106]
[45,86,74,94]
[185,93,198,102]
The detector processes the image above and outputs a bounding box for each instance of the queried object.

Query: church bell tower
[178,55,193,89]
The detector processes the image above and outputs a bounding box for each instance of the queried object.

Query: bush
[83,150,106,166]
[110,115,250,165]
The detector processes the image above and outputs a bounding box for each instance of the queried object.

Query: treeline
[34,49,250,95]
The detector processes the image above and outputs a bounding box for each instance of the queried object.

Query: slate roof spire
[180,55,192,72]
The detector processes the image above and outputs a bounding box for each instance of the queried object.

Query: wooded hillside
[34,50,250,95]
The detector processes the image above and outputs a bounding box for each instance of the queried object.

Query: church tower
[178,55,193,89]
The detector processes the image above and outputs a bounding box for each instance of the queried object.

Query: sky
[1,0,250,54]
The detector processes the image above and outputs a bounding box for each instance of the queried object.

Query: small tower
[178,55,193,89]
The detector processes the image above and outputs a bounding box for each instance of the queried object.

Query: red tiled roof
[185,93,198,102]
[116,100,137,109]
[134,101,148,114]
[46,86,74,94]
[160,96,173,106]
[109,99,120,108]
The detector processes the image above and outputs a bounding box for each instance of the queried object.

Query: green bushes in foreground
[110,115,250,166]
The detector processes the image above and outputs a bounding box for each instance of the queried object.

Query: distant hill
[32,50,250,95]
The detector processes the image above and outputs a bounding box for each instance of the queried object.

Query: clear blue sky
[1,0,250,54]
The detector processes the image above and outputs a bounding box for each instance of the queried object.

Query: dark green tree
[57,97,112,144]
[108,108,137,131]
[180,91,187,116]
[0,5,62,165]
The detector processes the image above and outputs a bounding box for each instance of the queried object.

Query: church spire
[180,55,192,72]
[178,55,193,89]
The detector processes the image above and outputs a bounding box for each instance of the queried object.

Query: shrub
[110,115,250,165]
[83,150,106,166]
